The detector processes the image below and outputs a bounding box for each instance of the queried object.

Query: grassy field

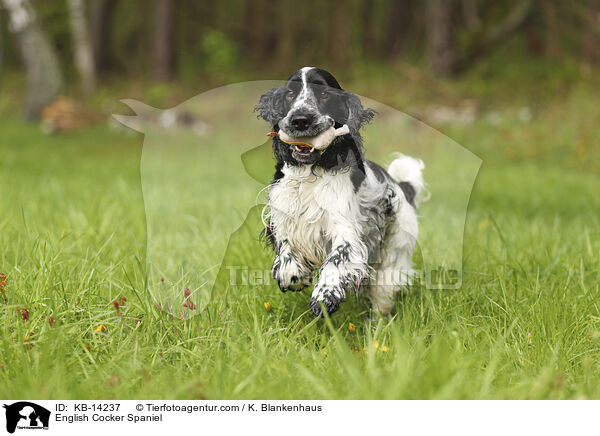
[1,69,600,399]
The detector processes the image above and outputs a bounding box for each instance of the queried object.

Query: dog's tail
[387,154,428,206]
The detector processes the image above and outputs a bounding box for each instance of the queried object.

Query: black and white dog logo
[2,402,50,434]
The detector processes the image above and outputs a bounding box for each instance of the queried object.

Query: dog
[256,67,425,317]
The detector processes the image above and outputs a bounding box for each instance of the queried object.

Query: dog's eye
[319,91,328,100]
[286,91,294,99]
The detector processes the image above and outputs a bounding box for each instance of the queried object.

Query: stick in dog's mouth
[267,124,350,153]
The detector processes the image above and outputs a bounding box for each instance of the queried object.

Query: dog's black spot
[328,242,351,266]
[282,252,296,264]
[303,68,343,90]
[350,166,366,192]
[260,224,276,249]
[309,293,342,317]
[382,186,397,216]
[318,135,367,192]
[367,160,388,183]
[272,161,285,182]
[367,160,416,206]
[399,181,416,206]
[338,274,359,294]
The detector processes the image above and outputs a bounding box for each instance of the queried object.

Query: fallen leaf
[479,219,491,230]
[106,374,120,386]
[0,273,7,303]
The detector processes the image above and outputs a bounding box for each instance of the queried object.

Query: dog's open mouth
[293,143,315,154]
[291,143,318,161]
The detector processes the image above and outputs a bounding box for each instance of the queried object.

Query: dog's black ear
[255,86,286,126]
[344,91,376,133]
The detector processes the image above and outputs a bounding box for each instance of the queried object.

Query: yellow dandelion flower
[264,302,271,312]
[373,340,380,349]
[348,322,356,333]
[95,324,107,333]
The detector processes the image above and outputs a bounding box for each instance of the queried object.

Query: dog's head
[256,67,375,165]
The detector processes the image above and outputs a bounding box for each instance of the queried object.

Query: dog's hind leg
[368,260,412,317]
[368,209,418,317]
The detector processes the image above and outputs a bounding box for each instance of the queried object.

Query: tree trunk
[153,0,175,82]
[525,20,544,56]
[361,0,376,58]
[386,0,412,58]
[581,0,600,66]
[327,0,349,67]
[244,0,269,66]
[0,19,3,79]
[452,0,533,74]
[426,0,455,76]
[90,0,115,74]
[2,0,63,120]
[543,3,561,60]
[276,0,294,72]
[68,0,96,94]
[461,0,481,32]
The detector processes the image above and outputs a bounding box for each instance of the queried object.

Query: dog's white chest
[267,165,355,264]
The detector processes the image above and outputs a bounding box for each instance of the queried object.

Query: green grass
[1,74,600,399]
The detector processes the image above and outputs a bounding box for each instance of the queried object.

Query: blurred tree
[202,30,238,75]
[543,3,561,59]
[154,0,175,81]
[427,0,533,76]
[1,0,598,88]
[327,0,349,66]
[244,0,269,66]
[90,0,115,74]
[461,0,481,32]
[361,0,376,58]
[1,0,63,120]
[426,0,455,76]
[582,0,600,66]
[453,0,533,74]
[386,0,413,58]
[276,0,294,72]
[524,15,544,56]
[68,0,96,94]
[0,18,3,78]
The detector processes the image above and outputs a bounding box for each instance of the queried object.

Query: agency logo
[2,402,50,434]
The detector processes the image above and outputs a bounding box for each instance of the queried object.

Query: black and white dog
[257,67,425,317]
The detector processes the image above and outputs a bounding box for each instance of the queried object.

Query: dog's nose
[290,113,314,130]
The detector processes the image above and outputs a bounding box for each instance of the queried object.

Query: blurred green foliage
[202,30,238,76]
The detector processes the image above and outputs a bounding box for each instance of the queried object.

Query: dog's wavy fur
[257,67,425,317]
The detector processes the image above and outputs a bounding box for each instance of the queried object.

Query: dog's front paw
[272,256,312,292]
[309,283,346,317]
